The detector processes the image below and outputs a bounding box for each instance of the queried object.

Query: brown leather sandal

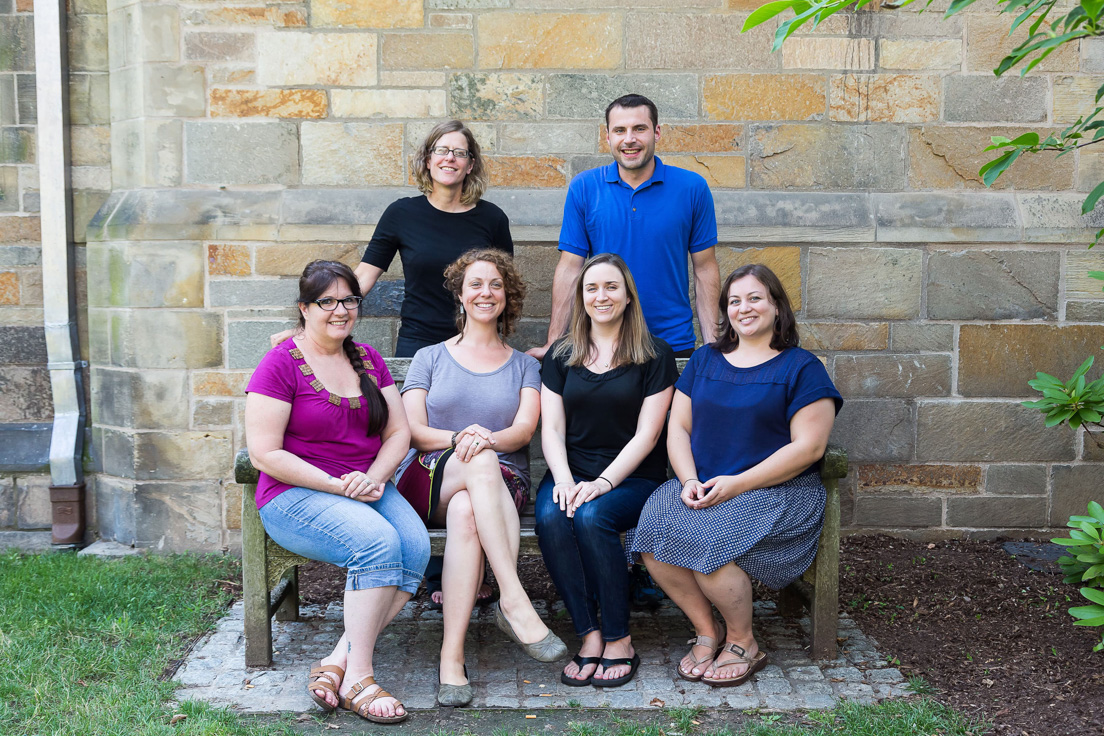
[341,675,409,724]
[306,661,344,712]
[701,642,768,688]
[676,618,726,682]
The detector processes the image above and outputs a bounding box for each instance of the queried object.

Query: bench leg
[809,478,840,661]
[274,566,300,622]
[241,484,273,667]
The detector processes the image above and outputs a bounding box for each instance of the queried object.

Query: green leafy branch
[1023,356,1104,430]
[1052,501,1104,652]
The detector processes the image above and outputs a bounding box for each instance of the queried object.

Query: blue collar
[604,156,666,188]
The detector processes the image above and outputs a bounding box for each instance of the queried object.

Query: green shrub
[1052,501,1104,652]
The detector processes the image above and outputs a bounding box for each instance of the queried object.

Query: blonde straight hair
[552,253,657,368]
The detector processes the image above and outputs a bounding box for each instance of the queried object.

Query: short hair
[604,94,659,129]
[712,264,800,354]
[410,120,488,207]
[552,253,657,368]
[443,249,525,341]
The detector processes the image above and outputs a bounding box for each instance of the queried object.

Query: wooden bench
[238,358,848,666]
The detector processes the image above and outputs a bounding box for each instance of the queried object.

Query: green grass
[0,549,296,736]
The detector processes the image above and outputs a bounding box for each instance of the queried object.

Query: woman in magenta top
[245,260,430,725]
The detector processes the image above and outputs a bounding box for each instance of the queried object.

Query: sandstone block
[301,123,403,186]
[0,477,12,527]
[985,464,1046,496]
[782,38,874,70]
[0,366,52,421]
[927,250,1058,320]
[183,5,306,27]
[625,13,776,70]
[0,325,46,364]
[546,74,698,120]
[1065,301,1104,321]
[878,39,961,70]
[448,73,542,120]
[228,319,296,369]
[193,371,251,398]
[800,323,888,351]
[331,90,446,119]
[0,270,16,304]
[0,168,16,213]
[210,89,327,119]
[0,215,39,243]
[853,497,942,528]
[111,118,183,188]
[406,121,496,153]
[874,191,1019,243]
[16,475,51,529]
[703,74,824,121]
[352,319,394,357]
[1050,465,1103,523]
[908,126,1073,191]
[128,480,224,550]
[70,125,112,167]
[207,244,250,276]
[516,244,560,318]
[806,248,921,319]
[185,31,254,61]
[1053,76,1104,125]
[0,82,13,127]
[0,245,39,267]
[257,31,377,87]
[748,125,906,190]
[429,0,507,7]
[958,324,1104,397]
[966,14,1078,74]
[857,464,981,495]
[945,496,1047,528]
[917,400,1075,462]
[91,368,190,430]
[0,128,35,164]
[663,155,745,189]
[87,241,204,309]
[0,16,35,71]
[829,399,914,462]
[1066,249,1104,300]
[137,4,182,64]
[109,311,224,369]
[889,323,953,353]
[485,156,566,188]
[715,246,801,308]
[209,279,299,308]
[1083,37,1104,73]
[381,32,473,68]
[829,74,939,123]
[1077,149,1104,192]
[944,76,1047,123]
[255,243,362,276]
[69,14,109,72]
[478,12,620,69]
[184,121,298,186]
[380,71,445,87]
[501,123,594,155]
[834,354,952,398]
[429,13,472,29]
[193,399,234,428]
[654,125,743,153]
[143,65,206,117]
[312,0,423,28]
[569,155,611,180]
[16,74,35,124]
[132,432,231,481]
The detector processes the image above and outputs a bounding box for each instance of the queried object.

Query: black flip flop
[560,654,602,686]
[591,653,640,688]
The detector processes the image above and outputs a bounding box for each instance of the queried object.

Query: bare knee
[446,491,477,539]
[461,450,504,490]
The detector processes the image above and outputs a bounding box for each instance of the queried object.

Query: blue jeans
[534,471,661,640]
[259,484,431,594]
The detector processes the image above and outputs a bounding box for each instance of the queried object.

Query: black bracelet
[450,430,460,449]
[681,477,700,485]
[596,476,613,490]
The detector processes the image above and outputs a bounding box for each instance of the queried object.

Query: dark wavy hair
[605,94,659,128]
[712,263,800,354]
[410,120,487,207]
[442,249,525,342]
[297,260,389,435]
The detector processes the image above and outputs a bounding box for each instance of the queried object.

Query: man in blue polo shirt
[529,94,720,360]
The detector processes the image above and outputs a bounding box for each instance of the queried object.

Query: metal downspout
[34,0,87,547]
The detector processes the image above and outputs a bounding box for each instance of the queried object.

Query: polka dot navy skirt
[629,472,826,591]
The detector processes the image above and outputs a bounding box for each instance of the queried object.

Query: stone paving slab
[175,599,909,713]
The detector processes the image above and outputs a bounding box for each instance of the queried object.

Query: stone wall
[0,0,109,546]
[64,0,1104,550]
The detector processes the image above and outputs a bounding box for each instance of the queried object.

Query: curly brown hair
[443,249,525,341]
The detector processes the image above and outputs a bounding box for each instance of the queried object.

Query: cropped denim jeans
[259,483,431,594]
[534,471,660,641]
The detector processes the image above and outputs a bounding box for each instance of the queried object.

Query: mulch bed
[298,536,1104,735]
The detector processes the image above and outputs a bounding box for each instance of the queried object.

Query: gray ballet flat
[492,601,568,662]
[437,666,473,707]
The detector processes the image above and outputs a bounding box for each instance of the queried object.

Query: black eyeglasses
[431,146,472,159]
[310,296,362,311]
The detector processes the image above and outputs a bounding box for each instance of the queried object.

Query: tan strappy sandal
[306,661,344,712]
[341,675,409,724]
[676,618,726,682]
[702,642,768,688]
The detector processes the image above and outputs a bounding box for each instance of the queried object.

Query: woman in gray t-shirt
[397,250,567,707]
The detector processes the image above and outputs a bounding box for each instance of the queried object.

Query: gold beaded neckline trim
[288,346,373,409]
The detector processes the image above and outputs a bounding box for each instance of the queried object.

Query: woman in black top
[536,253,677,689]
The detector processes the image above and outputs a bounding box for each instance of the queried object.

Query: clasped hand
[453,424,496,462]
[553,479,608,518]
[339,470,384,502]
[680,476,744,510]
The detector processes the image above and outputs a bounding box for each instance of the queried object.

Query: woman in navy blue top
[631,264,842,688]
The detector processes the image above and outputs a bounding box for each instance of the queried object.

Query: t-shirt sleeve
[557,177,590,257]
[399,344,434,394]
[493,207,514,255]
[643,341,678,397]
[246,349,296,402]
[688,180,718,254]
[519,352,541,392]
[541,348,568,395]
[362,343,395,390]
[674,347,704,397]
[787,355,843,422]
[361,200,403,270]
